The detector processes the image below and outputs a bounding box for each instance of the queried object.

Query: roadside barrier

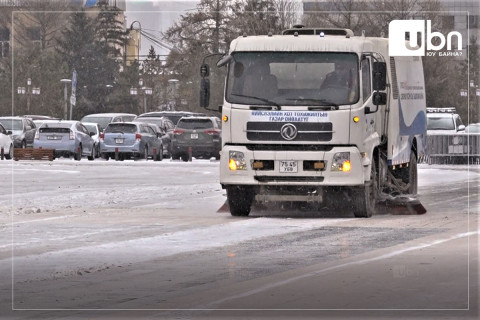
[13,148,55,161]
[424,133,480,165]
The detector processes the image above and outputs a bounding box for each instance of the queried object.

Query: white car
[427,107,465,134]
[0,123,14,159]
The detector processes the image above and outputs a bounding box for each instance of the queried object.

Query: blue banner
[85,0,98,8]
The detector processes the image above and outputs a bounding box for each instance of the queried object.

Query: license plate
[191,133,198,139]
[47,136,60,140]
[115,138,124,144]
[279,160,298,173]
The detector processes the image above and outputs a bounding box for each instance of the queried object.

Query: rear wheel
[181,153,188,162]
[227,186,254,217]
[400,151,418,195]
[352,158,377,218]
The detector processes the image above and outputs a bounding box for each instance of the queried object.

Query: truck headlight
[331,152,351,172]
[229,151,247,171]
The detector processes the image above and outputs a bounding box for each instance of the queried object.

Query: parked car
[80,113,137,132]
[0,123,13,159]
[133,116,175,157]
[82,122,102,158]
[33,120,95,160]
[171,116,222,161]
[100,122,163,161]
[464,123,480,134]
[23,115,60,121]
[0,116,36,148]
[427,107,465,134]
[137,111,206,125]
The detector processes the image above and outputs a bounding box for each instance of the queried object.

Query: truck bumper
[220,145,366,187]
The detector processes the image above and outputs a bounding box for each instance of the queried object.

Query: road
[0,159,478,319]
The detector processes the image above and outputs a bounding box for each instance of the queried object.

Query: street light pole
[60,79,72,120]
[130,78,152,114]
[17,78,40,114]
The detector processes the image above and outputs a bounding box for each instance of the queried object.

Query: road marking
[205,230,479,308]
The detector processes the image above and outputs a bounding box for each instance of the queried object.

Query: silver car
[80,113,137,132]
[83,122,102,158]
[33,121,95,160]
[0,123,13,160]
[100,122,163,161]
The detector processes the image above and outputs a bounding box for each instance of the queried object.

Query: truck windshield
[226,52,359,107]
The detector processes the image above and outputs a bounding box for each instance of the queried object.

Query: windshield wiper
[231,93,281,110]
[286,98,339,110]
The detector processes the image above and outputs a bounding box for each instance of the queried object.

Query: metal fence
[423,133,480,165]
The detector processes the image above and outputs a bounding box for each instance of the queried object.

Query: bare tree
[273,0,301,30]
[302,0,369,34]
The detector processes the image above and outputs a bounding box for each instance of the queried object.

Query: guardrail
[423,133,480,165]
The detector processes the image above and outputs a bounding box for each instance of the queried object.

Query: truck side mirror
[200,77,210,109]
[372,62,387,91]
[372,92,387,105]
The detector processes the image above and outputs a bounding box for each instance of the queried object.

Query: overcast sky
[125,0,198,58]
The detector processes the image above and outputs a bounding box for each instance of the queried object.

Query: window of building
[0,28,9,58]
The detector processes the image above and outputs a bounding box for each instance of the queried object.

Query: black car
[171,116,222,161]
[0,116,37,148]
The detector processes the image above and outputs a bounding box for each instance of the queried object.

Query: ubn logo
[389,20,462,56]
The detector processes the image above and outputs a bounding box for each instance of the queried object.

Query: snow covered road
[0,160,478,319]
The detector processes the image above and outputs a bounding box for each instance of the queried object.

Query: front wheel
[5,144,13,160]
[87,147,95,161]
[227,186,254,217]
[401,151,418,195]
[352,158,377,218]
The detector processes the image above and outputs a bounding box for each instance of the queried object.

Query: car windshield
[178,119,213,129]
[105,123,137,134]
[427,117,455,130]
[80,116,113,130]
[226,52,359,107]
[84,124,98,134]
[0,119,22,130]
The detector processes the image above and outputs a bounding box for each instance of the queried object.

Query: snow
[0,159,477,284]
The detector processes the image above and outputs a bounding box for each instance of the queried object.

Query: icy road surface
[0,159,478,319]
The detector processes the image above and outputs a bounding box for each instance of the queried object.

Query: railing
[423,133,480,165]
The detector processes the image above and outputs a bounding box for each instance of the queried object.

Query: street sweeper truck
[200,26,427,217]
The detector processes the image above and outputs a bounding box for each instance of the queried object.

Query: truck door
[361,57,376,137]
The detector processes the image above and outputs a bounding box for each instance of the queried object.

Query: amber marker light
[353,116,360,123]
[229,158,237,170]
[223,115,229,122]
[342,160,351,172]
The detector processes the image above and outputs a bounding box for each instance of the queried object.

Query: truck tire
[352,159,377,218]
[401,151,418,195]
[227,186,254,217]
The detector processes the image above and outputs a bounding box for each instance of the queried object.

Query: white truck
[200,26,427,217]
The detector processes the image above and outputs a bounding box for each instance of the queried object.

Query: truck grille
[246,122,332,141]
